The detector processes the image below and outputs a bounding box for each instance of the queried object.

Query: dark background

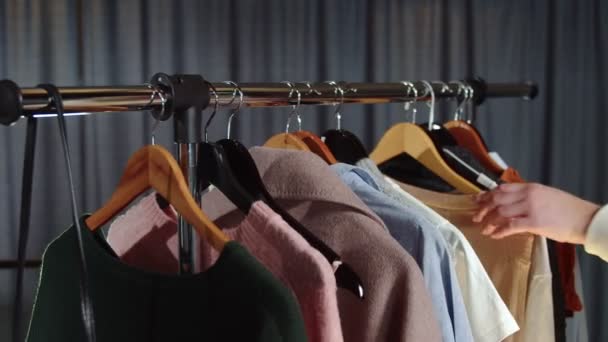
[1,0,607,340]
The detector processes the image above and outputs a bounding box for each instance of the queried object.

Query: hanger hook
[420,81,436,130]
[400,81,418,123]
[225,81,244,139]
[450,81,469,121]
[282,81,302,135]
[302,80,322,96]
[145,83,166,145]
[203,81,220,142]
[465,82,475,124]
[325,81,345,130]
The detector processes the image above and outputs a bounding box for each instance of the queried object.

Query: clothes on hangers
[394,182,535,342]
[106,147,443,342]
[485,154,557,342]
[558,243,584,315]
[548,240,567,342]
[107,193,343,342]
[331,162,474,342]
[498,166,582,316]
[357,158,519,342]
[204,147,443,342]
[565,254,589,342]
[356,158,519,342]
[525,236,556,342]
[27,217,307,342]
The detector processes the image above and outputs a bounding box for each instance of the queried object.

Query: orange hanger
[294,130,337,164]
[444,120,505,175]
[86,145,229,251]
[443,81,505,175]
[263,82,313,152]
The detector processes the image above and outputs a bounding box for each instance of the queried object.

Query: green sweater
[27,216,307,342]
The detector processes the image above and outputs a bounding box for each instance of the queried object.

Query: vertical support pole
[174,102,205,275]
[176,142,200,273]
[150,73,209,275]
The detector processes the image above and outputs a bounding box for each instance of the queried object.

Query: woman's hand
[472,183,600,244]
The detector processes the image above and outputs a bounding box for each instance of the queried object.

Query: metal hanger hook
[145,83,166,145]
[203,81,220,142]
[282,81,302,135]
[420,80,436,130]
[326,81,345,130]
[465,82,475,124]
[225,81,244,139]
[400,81,418,123]
[450,81,469,121]
[302,80,322,96]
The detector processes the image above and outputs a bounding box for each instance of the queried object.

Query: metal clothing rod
[11,80,537,120]
[0,259,41,269]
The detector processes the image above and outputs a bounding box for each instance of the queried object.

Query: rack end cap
[525,81,539,100]
[0,80,23,126]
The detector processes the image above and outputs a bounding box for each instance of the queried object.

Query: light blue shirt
[332,163,474,342]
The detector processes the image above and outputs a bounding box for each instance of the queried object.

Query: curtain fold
[1,0,607,339]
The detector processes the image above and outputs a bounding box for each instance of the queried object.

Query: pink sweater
[107,193,343,342]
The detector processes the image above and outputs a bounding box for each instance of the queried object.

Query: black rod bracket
[149,73,210,143]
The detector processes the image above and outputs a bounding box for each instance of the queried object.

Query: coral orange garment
[500,167,582,314]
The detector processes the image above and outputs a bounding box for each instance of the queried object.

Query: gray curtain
[1,0,607,340]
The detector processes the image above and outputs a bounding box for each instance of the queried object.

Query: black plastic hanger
[197,82,256,213]
[198,141,257,213]
[421,122,459,147]
[322,129,369,165]
[321,82,369,165]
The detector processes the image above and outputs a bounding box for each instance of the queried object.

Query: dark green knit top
[26,216,307,342]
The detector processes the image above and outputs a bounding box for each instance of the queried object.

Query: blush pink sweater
[107,193,343,342]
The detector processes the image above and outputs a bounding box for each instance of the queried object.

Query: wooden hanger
[293,130,337,164]
[371,81,480,193]
[370,122,481,194]
[86,144,229,251]
[444,120,505,175]
[264,132,311,150]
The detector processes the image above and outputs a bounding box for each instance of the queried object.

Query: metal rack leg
[177,142,200,274]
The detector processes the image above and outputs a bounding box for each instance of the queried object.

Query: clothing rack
[0,75,538,274]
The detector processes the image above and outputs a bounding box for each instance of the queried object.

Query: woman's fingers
[489,218,533,239]
[474,186,528,222]
[496,200,529,218]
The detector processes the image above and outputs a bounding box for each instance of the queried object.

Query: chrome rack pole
[9,80,538,123]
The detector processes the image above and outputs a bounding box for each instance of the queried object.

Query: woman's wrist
[579,202,602,245]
